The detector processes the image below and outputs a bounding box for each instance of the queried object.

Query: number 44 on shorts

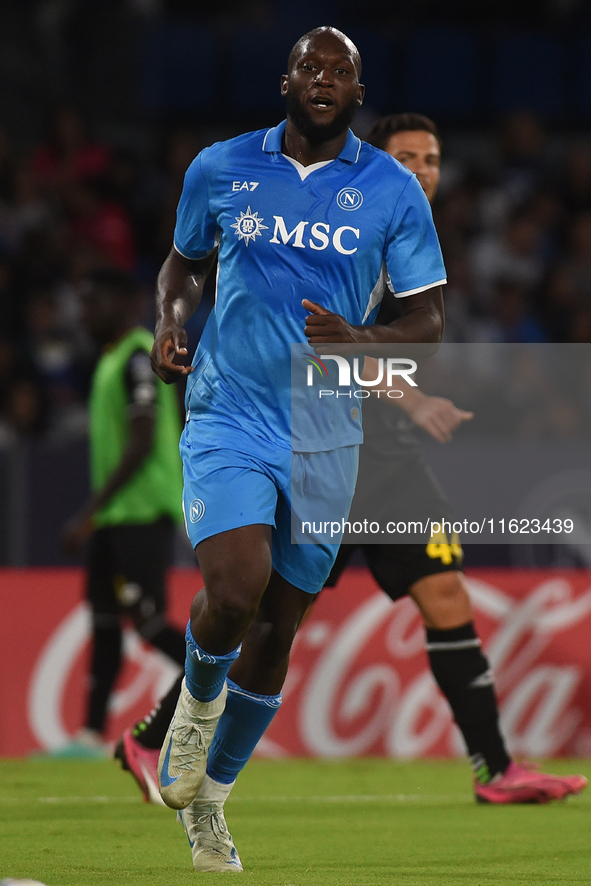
[426,528,463,565]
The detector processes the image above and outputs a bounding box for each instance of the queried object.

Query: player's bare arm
[303,285,444,346]
[360,355,474,442]
[152,247,217,383]
[61,413,155,555]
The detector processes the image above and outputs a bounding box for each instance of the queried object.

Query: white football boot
[158,678,227,809]
[177,799,243,873]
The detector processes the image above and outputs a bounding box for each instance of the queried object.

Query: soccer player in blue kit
[149,27,445,871]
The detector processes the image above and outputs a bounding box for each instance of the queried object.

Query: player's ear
[357,83,365,107]
[280,74,288,97]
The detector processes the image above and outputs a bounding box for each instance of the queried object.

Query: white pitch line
[0,796,139,804]
[233,794,471,804]
[0,793,471,805]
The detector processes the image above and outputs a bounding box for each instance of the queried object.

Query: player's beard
[286,91,359,145]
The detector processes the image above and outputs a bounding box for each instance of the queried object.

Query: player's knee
[205,551,270,594]
[201,561,269,621]
[205,588,261,633]
[411,571,472,628]
[430,572,467,604]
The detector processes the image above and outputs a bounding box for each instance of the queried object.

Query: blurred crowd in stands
[1,104,591,445]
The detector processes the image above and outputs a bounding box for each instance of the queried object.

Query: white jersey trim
[393,278,447,299]
[362,263,388,323]
[262,127,273,151]
[282,154,334,181]
[173,242,218,262]
[173,242,194,259]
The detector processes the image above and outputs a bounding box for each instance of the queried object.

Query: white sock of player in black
[426,622,511,783]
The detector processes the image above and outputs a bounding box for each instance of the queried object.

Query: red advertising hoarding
[1,568,590,758]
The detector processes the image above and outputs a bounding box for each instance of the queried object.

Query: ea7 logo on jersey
[269,216,360,255]
[232,181,259,191]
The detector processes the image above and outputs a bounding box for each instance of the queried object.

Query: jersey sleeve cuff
[392,278,447,298]
[173,241,218,261]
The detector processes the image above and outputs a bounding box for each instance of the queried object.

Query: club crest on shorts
[189,499,206,523]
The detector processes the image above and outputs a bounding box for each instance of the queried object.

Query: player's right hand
[407,395,473,443]
[150,326,193,383]
[303,299,360,344]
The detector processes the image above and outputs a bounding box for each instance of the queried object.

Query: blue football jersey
[174,121,446,451]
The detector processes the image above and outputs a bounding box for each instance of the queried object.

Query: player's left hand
[151,324,193,383]
[61,511,96,556]
[303,299,361,346]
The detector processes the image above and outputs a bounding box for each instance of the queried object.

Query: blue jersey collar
[262,120,361,164]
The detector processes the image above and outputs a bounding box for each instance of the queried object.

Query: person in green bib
[61,267,186,756]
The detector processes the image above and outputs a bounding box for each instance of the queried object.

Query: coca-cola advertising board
[1,568,591,758]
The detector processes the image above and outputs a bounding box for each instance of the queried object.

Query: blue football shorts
[180,418,358,594]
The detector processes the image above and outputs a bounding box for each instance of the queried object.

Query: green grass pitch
[0,757,589,885]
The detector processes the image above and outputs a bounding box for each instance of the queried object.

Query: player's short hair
[83,267,138,300]
[288,27,362,77]
[366,113,441,151]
